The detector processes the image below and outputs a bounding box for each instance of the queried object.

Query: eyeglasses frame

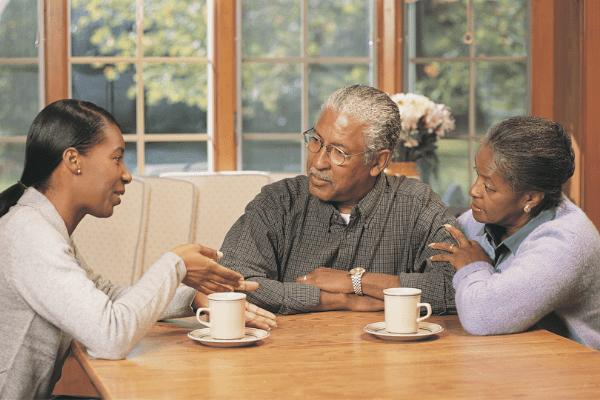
[302,128,367,166]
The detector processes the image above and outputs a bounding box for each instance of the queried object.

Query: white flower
[391,93,435,133]
[424,103,455,137]
[389,92,455,162]
[403,138,419,148]
[390,92,455,137]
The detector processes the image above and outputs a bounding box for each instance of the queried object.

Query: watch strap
[351,273,363,295]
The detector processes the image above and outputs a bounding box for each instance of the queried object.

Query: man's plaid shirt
[220,173,458,315]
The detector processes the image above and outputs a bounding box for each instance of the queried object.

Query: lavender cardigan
[454,195,600,350]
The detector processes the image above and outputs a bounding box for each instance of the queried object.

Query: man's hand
[172,244,259,294]
[295,267,353,293]
[312,291,384,312]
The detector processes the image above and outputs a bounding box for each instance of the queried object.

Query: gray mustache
[309,167,333,183]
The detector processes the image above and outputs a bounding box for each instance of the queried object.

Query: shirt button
[346,233,351,239]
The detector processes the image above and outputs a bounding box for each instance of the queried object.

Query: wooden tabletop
[70,311,600,399]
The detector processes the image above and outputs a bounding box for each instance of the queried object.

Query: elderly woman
[430,116,600,350]
[0,100,275,399]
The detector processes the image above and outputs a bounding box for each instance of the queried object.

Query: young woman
[430,116,600,350]
[0,100,275,399]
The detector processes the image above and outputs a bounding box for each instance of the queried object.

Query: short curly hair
[320,85,402,165]
[482,116,575,213]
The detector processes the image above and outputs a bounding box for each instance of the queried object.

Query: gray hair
[482,116,575,213]
[320,85,402,165]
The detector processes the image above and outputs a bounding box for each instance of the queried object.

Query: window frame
[31,0,600,230]
[235,0,378,173]
[402,0,530,198]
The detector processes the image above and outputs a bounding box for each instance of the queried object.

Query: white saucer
[188,327,269,347]
[363,321,443,341]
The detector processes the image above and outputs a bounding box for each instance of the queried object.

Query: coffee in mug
[383,288,432,334]
[196,292,246,339]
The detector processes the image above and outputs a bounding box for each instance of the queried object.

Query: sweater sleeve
[452,215,589,336]
[8,219,187,360]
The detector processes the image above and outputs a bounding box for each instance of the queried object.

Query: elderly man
[219,85,458,315]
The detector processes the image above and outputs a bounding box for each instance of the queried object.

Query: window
[70,0,213,176]
[1,0,531,200]
[238,0,377,172]
[0,0,42,189]
[404,0,529,208]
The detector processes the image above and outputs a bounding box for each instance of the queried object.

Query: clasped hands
[172,243,277,331]
[295,267,384,312]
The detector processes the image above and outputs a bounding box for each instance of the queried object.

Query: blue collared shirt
[478,207,556,273]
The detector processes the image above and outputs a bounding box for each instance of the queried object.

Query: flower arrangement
[389,93,455,163]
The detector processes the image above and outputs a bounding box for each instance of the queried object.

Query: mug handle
[416,303,432,323]
[196,307,211,327]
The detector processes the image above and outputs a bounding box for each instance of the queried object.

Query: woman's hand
[171,244,259,294]
[245,302,277,331]
[429,224,493,270]
[193,292,277,331]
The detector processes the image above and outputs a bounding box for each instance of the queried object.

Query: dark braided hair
[0,99,119,218]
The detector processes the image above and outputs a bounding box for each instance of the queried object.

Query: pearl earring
[524,204,531,213]
[77,169,81,174]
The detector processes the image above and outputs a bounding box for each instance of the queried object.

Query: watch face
[350,267,365,275]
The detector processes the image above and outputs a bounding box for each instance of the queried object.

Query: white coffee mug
[196,292,246,340]
[383,287,432,334]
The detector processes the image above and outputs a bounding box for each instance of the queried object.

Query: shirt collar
[477,207,556,253]
[354,172,386,222]
[315,172,386,227]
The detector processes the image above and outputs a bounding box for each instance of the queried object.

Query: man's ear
[62,147,82,175]
[369,149,391,177]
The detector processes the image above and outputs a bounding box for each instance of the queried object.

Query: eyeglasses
[303,128,366,166]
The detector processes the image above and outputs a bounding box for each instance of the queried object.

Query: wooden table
[69,312,600,399]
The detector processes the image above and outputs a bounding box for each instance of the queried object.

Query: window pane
[425,139,471,210]
[242,140,302,172]
[72,63,137,134]
[242,0,301,58]
[407,0,468,58]
[144,142,208,176]
[307,0,372,58]
[71,0,137,58]
[242,63,301,133]
[474,0,527,57]
[142,0,208,57]
[410,62,469,138]
[476,62,527,131]
[0,0,38,58]
[124,142,137,175]
[0,65,39,137]
[0,143,25,192]
[144,63,208,134]
[308,64,371,125]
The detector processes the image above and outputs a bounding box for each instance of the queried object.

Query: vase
[385,161,420,180]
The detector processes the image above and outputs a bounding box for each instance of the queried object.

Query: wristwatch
[350,267,366,295]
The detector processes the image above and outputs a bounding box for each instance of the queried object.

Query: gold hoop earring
[524,204,531,213]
